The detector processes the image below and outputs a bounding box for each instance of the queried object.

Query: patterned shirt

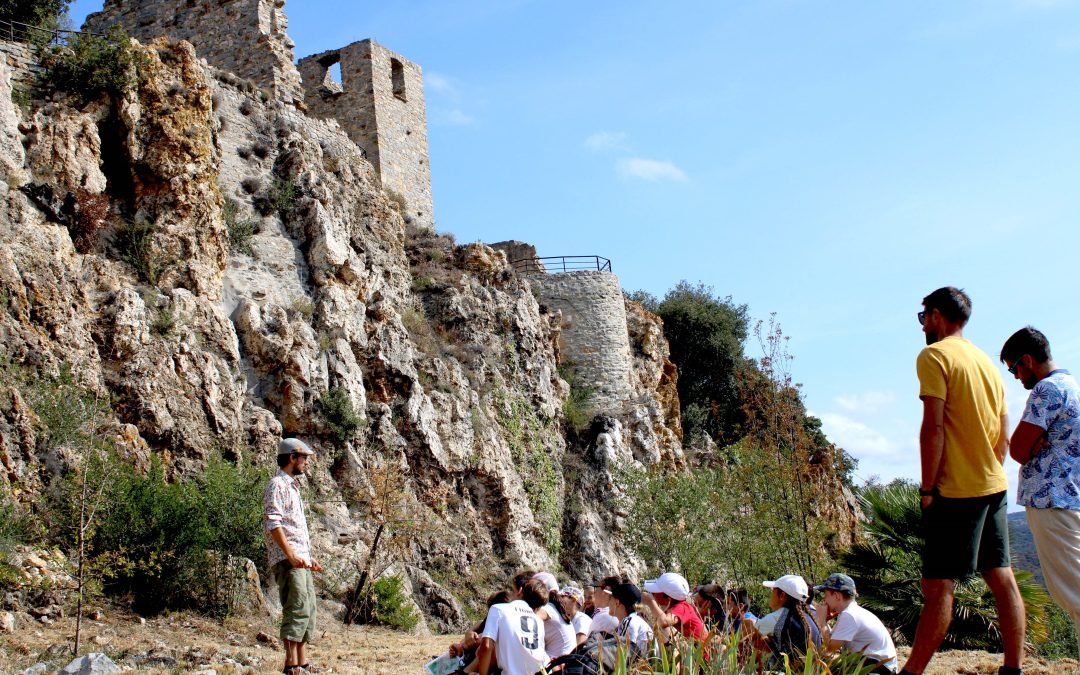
[263,470,311,567]
[1018,370,1080,510]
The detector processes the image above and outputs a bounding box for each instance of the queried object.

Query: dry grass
[2,608,1076,674]
[0,602,455,674]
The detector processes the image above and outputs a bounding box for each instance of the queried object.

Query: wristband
[918,486,938,497]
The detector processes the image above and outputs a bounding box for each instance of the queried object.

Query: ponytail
[550,590,574,623]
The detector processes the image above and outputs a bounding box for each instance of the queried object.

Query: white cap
[533,571,559,593]
[278,438,315,456]
[643,572,690,601]
[763,574,808,602]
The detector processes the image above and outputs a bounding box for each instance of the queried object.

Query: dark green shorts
[921,490,1011,580]
[272,560,317,643]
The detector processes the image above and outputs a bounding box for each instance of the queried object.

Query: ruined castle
[86,0,434,232]
[85,0,641,420]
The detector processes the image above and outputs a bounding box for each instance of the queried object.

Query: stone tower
[84,0,304,108]
[298,40,434,231]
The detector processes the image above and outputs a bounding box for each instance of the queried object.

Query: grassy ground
[1,605,1076,674]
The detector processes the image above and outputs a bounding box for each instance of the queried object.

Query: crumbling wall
[298,40,434,230]
[530,271,635,415]
[84,0,304,107]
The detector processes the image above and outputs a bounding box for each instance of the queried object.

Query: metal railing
[0,19,102,49]
[511,255,612,275]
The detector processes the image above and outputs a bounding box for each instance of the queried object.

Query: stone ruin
[84,0,434,231]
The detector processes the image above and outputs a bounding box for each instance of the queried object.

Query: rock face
[0,37,687,629]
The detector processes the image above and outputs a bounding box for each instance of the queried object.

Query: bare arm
[269,527,305,569]
[919,396,946,505]
[994,413,1010,464]
[476,637,495,675]
[1010,421,1047,465]
[641,593,679,630]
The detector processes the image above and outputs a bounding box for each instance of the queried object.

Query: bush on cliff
[40,26,143,102]
[0,0,71,31]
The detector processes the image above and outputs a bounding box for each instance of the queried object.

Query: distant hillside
[1008,511,1045,589]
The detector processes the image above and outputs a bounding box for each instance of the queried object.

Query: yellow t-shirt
[916,336,1008,498]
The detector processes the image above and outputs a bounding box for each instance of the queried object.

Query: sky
[68,0,1080,507]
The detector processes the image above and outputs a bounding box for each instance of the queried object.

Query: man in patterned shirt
[1001,327,1080,655]
[264,438,322,675]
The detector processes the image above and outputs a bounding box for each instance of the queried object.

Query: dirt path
[1,607,1076,674]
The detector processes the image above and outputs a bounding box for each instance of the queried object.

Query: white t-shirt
[572,611,592,637]
[480,600,549,675]
[755,608,784,636]
[830,601,897,668]
[541,602,577,658]
[589,607,619,634]
[617,613,654,654]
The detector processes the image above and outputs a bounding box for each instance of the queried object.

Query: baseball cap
[610,583,642,611]
[278,438,315,456]
[559,586,585,606]
[763,574,809,602]
[533,571,559,593]
[814,573,858,598]
[644,572,690,601]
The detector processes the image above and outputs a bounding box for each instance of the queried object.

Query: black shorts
[921,490,1011,580]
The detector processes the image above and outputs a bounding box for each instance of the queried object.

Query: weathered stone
[0,610,14,633]
[60,653,121,674]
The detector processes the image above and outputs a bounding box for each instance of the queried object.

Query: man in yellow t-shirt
[898,287,1025,675]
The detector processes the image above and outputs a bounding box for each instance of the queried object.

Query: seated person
[813,573,898,675]
[558,586,592,646]
[724,588,758,633]
[587,574,626,636]
[475,577,550,675]
[753,574,822,670]
[641,572,706,645]
[693,584,727,633]
[610,582,654,657]
[533,572,577,659]
[448,590,513,667]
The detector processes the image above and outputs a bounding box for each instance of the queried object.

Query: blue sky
[69,0,1080,505]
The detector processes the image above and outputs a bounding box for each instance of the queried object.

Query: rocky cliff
[0,37,683,630]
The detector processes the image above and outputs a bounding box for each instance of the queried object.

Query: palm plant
[839,481,1051,650]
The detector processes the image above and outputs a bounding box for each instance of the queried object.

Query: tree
[841,482,1051,651]
[646,281,750,444]
[0,0,71,30]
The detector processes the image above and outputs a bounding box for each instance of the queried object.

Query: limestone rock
[60,653,121,675]
[0,610,14,633]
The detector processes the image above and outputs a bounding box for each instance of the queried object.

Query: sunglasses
[917,310,927,326]
[1008,357,1025,376]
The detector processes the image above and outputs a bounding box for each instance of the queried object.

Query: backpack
[547,632,642,675]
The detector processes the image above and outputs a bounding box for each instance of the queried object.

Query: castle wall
[530,271,634,415]
[298,40,434,230]
[84,0,304,108]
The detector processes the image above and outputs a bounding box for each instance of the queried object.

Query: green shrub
[223,197,255,255]
[318,387,363,445]
[370,575,419,631]
[272,177,297,215]
[1,0,70,32]
[114,219,170,285]
[1038,603,1080,660]
[558,363,596,435]
[41,26,142,102]
[71,453,268,617]
[150,306,176,337]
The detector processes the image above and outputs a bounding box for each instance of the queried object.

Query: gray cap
[278,438,315,456]
[814,573,857,597]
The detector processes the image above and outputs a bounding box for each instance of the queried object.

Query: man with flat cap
[264,438,322,675]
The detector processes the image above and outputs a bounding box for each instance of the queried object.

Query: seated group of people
[432,569,898,675]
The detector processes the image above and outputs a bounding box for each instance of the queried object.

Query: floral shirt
[1018,370,1080,510]
[263,470,311,567]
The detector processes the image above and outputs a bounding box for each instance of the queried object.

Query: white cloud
[818,413,903,458]
[834,390,896,414]
[424,72,457,97]
[430,108,475,127]
[616,157,688,182]
[584,131,628,152]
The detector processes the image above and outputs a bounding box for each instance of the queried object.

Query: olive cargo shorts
[273,560,317,643]
[921,490,1011,580]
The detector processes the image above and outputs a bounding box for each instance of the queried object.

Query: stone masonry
[529,271,635,415]
[84,0,304,108]
[298,40,434,230]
